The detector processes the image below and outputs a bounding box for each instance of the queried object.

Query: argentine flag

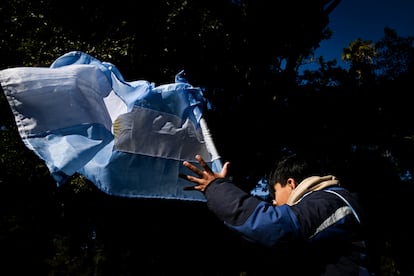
[0,51,222,202]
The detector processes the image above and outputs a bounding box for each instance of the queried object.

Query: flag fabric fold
[0,51,222,202]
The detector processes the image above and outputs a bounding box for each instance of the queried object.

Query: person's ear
[287,178,297,189]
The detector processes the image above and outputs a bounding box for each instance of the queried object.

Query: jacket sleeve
[204,178,302,247]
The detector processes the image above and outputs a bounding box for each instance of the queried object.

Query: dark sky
[301,0,414,71]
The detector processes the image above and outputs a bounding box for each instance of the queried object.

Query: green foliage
[45,234,107,276]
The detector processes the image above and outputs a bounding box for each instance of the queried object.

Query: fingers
[179,173,201,190]
[181,155,231,193]
[183,155,213,176]
[183,155,230,177]
[195,154,213,174]
[220,161,230,177]
[181,155,230,187]
[178,173,190,180]
[182,160,203,176]
[183,185,197,191]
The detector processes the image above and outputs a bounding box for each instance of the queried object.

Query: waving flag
[0,51,222,201]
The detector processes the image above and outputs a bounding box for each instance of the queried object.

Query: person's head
[267,153,315,206]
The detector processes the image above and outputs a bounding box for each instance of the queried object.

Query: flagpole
[199,117,223,171]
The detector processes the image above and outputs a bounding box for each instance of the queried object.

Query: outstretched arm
[180,154,230,192]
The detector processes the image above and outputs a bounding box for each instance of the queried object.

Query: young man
[181,153,372,275]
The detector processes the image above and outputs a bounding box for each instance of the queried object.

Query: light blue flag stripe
[0,51,221,201]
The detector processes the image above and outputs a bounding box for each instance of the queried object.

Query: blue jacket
[204,178,372,275]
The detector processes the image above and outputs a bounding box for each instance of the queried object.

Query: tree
[374,27,414,81]
[342,38,377,86]
[5,0,380,275]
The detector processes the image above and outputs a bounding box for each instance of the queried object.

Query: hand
[181,154,230,192]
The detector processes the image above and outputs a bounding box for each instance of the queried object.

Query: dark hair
[267,153,315,199]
